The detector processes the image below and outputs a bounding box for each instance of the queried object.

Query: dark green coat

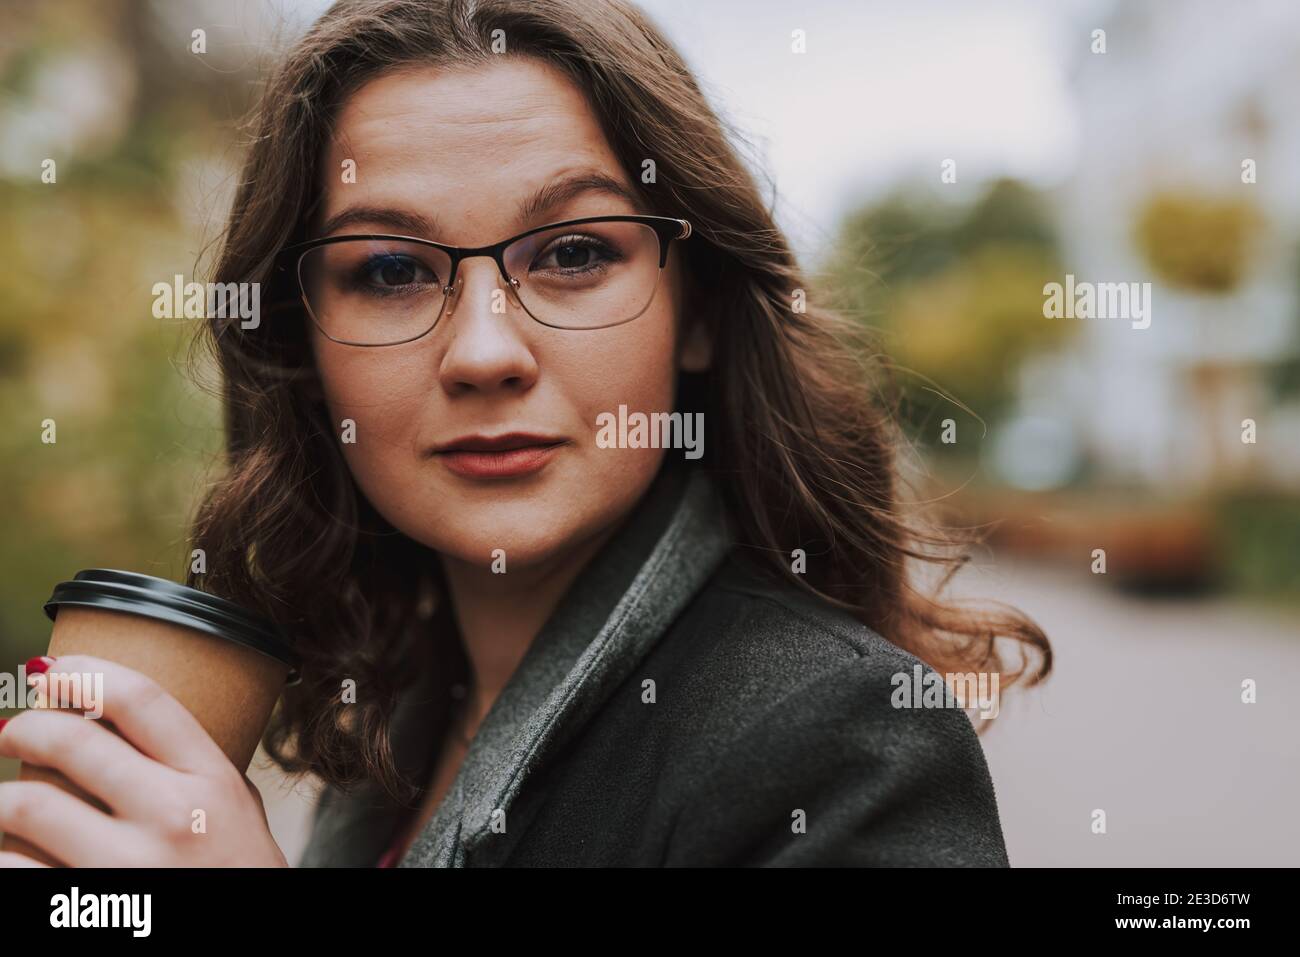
[297,459,1010,867]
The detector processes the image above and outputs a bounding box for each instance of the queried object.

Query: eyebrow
[317,170,645,239]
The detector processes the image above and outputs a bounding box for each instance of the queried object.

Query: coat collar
[297,461,733,867]
[379,460,729,866]
[396,459,733,866]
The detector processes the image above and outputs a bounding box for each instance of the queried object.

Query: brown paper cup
[1,570,298,866]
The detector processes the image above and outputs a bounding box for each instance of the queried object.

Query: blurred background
[1,0,1296,865]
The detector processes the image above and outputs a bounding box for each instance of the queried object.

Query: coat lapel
[399,460,733,867]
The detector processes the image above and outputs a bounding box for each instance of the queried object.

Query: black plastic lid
[44,569,300,685]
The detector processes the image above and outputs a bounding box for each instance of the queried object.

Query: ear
[300,372,327,405]
[677,312,712,372]
[300,335,328,404]
[670,250,712,372]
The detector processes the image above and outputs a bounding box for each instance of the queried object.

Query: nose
[437,257,538,396]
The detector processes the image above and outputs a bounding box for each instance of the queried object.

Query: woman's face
[309,58,706,570]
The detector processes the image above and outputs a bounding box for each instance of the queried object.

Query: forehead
[318,59,636,237]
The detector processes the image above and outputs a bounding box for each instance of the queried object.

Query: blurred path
[956,557,1300,866]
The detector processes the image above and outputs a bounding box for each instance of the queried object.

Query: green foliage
[1133,191,1262,293]
[0,184,224,655]
[1212,492,1300,602]
[821,178,1069,428]
[0,2,247,664]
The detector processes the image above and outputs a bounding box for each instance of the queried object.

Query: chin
[427,522,590,570]
[420,481,643,571]
[363,450,665,568]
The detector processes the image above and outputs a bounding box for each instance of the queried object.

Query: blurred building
[1004,0,1300,493]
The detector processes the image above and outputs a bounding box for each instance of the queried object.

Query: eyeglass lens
[297,219,663,344]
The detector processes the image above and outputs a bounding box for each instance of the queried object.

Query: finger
[0,709,175,817]
[0,780,129,868]
[36,655,232,776]
[22,656,57,709]
[0,850,51,868]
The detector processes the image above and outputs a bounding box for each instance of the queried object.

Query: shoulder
[658,547,949,729]
[650,548,1009,866]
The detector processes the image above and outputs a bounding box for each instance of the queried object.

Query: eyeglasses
[274,214,692,347]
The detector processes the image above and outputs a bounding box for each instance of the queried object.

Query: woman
[0,0,1049,867]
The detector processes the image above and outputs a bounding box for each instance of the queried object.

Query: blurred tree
[0,0,250,661]
[1134,191,1262,293]
[821,178,1068,437]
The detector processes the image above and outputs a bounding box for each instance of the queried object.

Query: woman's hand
[0,654,287,867]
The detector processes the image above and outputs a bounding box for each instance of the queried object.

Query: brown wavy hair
[188,0,1051,805]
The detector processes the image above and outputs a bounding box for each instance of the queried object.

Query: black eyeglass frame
[273,214,692,345]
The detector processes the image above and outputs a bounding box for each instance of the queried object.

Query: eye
[532,235,620,273]
[363,254,438,289]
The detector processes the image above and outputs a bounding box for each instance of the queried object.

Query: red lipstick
[432,432,568,479]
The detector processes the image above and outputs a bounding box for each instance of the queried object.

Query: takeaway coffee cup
[1,569,299,865]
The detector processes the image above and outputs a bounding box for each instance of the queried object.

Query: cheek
[556,298,681,420]
[310,339,436,471]
[545,297,681,531]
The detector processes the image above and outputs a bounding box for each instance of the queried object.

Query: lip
[432,432,568,479]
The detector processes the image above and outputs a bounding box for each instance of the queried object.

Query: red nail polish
[24,656,54,675]
[0,718,9,731]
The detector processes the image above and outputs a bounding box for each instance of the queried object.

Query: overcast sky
[247,0,1109,263]
[635,0,1107,262]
